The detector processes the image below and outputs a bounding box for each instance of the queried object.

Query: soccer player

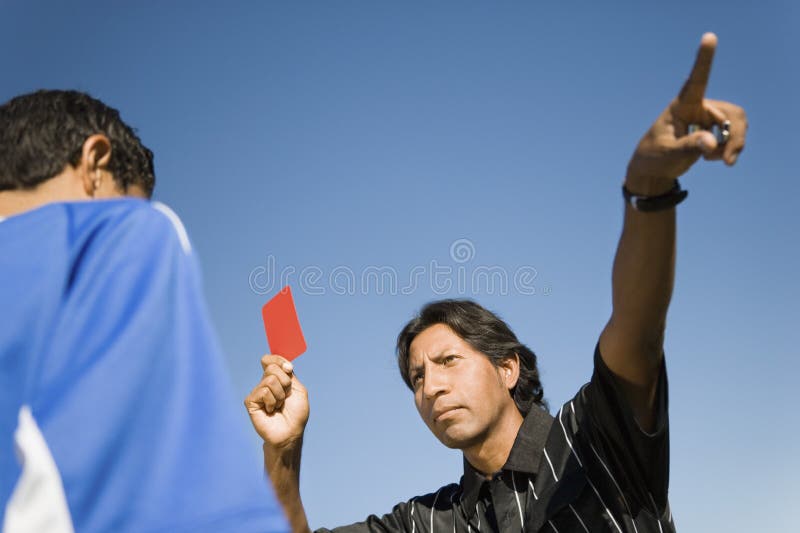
[0,90,288,533]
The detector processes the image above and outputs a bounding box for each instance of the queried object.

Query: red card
[261,286,307,361]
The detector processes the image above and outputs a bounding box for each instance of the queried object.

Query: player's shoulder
[148,201,192,253]
[63,198,193,255]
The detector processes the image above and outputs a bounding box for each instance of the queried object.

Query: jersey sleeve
[24,203,288,533]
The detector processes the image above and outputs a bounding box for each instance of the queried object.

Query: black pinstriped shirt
[320,345,675,532]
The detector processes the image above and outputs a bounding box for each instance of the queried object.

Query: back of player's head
[0,90,155,197]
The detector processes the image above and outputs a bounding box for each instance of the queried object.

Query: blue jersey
[0,199,287,532]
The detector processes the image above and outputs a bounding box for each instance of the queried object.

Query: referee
[246,33,747,532]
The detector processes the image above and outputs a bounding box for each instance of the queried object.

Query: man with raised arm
[245,33,746,532]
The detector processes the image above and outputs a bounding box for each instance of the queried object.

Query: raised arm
[245,355,312,533]
[598,33,747,430]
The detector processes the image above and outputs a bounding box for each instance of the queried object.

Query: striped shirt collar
[460,405,553,515]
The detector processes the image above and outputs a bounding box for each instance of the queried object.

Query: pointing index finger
[678,32,718,105]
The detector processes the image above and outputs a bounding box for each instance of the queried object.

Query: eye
[411,371,424,389]
[442,355,458,366]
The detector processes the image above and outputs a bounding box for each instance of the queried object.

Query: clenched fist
[244,355,310,448]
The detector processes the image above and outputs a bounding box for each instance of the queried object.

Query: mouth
[433,407,462,423]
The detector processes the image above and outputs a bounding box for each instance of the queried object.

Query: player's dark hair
[0,90,155,196]
[396,299,547,415]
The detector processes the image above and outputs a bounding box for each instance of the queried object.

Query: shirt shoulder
[550,344,671,522]
[0,199,193,266]
[67,199,192,257]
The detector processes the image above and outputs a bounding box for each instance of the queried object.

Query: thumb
[673,130,717,156]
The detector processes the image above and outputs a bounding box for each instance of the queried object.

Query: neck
[462,406,524,477]
[0,177,88,218]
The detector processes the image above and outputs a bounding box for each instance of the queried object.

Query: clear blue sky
[3,1,797,530]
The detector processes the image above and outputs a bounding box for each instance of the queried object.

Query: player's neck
[462,405,524,478]
[0,176,88,218]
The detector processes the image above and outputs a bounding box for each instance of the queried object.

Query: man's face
[408,324,519,450]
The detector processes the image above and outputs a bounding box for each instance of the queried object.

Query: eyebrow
[408,351,459,377]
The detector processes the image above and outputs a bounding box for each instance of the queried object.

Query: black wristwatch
[622,180,688,212]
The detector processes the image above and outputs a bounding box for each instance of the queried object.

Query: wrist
[263,439,303,497]
[264,436,303,465]
[622,180,687,212]
[623,172,677,196]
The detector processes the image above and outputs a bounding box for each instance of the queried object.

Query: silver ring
[688,120,731,145]
[718,120,731,145]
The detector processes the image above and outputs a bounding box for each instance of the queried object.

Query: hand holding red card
[261,286,307,361]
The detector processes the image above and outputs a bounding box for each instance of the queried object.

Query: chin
[436,424,483,450]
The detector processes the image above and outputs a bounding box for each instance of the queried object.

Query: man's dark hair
[0,90,155,196]
[396,299,547,415]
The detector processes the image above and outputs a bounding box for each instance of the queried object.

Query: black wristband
[622,181,688,212]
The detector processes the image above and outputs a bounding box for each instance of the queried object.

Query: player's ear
[499,354,520,390]
[78,134,112,197]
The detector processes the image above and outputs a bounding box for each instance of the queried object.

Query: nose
[422,364,448,400]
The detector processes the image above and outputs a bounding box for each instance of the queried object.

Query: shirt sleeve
[577,343,670,513]
[315,500,413,533]
[26,203,288,533]
[315,484,460,533]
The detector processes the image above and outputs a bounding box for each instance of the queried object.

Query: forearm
[264,440,312,533]
[611,174,677,346]
[599,175,676,430]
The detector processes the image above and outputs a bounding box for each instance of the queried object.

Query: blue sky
[2,1,797,530]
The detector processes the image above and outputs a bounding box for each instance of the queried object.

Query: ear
[499,353,521,391]
[78,134,113,197]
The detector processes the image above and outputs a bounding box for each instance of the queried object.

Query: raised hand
[245,355,310,448]
[626,32,747,193]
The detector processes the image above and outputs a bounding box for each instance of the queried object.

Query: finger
[261,354,294,374]
[704,101,726,125]
[262,374,288,406]
[257,385,281,413]
[676,100,726,161]
[245,385,279,414]
[678,32,717,105]
[251,371,292,412]
[723,135,745,166]
[699,101,727,161]
[723,110,747,166]
[672,129,718,157]
[262,363,293,390]
[700,100,747,165]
